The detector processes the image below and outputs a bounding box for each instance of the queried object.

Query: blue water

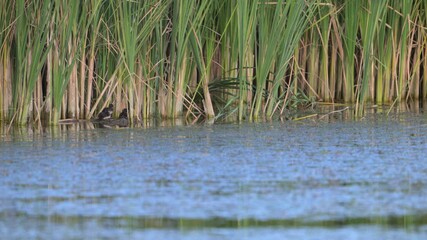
[1,112,427,239]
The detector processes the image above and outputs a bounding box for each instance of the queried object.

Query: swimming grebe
[119,108,128,119]
[98,104,113,120]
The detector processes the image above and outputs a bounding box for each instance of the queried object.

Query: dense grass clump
[1,0,427,124]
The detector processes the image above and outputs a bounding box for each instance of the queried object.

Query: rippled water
[1,111,427,239]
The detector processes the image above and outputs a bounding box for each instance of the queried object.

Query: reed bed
[1,0,427,124]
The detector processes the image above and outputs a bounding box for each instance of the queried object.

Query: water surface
[1,111,427,239]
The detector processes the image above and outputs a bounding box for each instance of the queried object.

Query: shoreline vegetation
[1,0,427,125]
[1,103,425,136]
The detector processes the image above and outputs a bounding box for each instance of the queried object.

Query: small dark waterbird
[97,108,129,128]
[98,104,113,120]
[119,108,128,119]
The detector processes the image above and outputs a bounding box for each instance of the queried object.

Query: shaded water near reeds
[1,106,427,239]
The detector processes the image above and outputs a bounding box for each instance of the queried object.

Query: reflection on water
[1,105,427,239]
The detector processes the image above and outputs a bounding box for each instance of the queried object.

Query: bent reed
[1,0,427,125]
